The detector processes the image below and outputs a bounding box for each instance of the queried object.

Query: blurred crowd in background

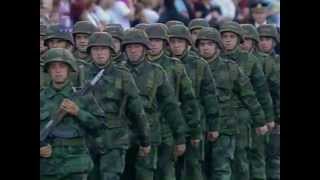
[40,0,280,30]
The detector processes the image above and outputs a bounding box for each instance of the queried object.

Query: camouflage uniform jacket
[222,47,274,124]
[148,51,201,140]
[208,56,266,131]
[125,58,186,145]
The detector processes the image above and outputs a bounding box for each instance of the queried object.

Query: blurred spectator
[174,0,195,19]
[140,0,160,23]
[158,0,190,25]
[249,0,269,27]
[81,0,109,30]
[210,0,236,20]
[101,0,135,29]
[194,0,216,18]
[130,3,148,27]
[206,6,222,28]
[70,0,87,24]
[236,0,251,23]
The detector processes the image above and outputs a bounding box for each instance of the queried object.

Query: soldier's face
[252,11,267,24]
[169,38,188,56]
[112,37,121,53]
[40,36,47,53]
[91,46,111,65]
[240,38,254,52]
[75,33,90,52]
[198,40,218,59]
[191,29,201,43]
[221,32,238,51]
[149,38,164,55]
[126,44,145,63]
[48,62,70,84]
[259,37,274,53]
[48,39,69,49]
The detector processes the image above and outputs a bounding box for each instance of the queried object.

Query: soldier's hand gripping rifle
[40,69,105,147]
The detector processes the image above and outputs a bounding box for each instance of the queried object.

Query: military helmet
[87,32,115,54]
[40,24,47,36]
[257,24,279,43]
[240,24,259,43]
[73,21,98,35]
[168,24,193,45]
[166,20,184,28]
[42,48,77,73]
[196,27,223,50]
[103,24,124,41]
[145,23,168,42]
[219,21,244,43]
[188,18,209,31]
[44,24,74,46]
[135,23,149,31]
[121,28,151,50]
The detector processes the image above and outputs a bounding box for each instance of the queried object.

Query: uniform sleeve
[156,67,186,145]
[177,64,202,139]
[123,71,150,147]
[250,55,275,123]
[267,59,280,124]
[200,63,220,132]
[234,65,266,128]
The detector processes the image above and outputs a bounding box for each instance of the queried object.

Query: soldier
[240,24,280,180]
[145,24,201,180]
[249,1,270,28]
[120,28,186,180]
[103,24,127,64]
[167,24,220,180]
[83,32,151,180]
[44,24,74,51]
[257,24,280,180]
[40,24,48,57]
[188,18,210,44]
[219,21,271,180]
[40,48,101,180]
[72,21,98,62]
[196,27,266,180]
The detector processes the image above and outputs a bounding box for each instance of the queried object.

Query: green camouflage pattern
[257,24,279,43]
[41,24,47,36]
[166,20,184,28]
[240,24,259,43]
[188,18,209,31]
[40,81,102,178]
[145,24,169,42]
[122,28,151,50]
[219,21,244,43]
[44,24,74,46]
[73,21,97,35]
[168,24,193,45]
[196,27,224,50]
[104,24,124,41]
[42,48,77,73]
[87,32,115,54]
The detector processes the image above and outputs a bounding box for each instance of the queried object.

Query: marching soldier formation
[40,16,280,180]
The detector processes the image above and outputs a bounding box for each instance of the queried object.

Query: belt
[52,138,84,146]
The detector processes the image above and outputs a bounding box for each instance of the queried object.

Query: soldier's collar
[47,80,73,99]
[147,51,164,62]
[222,47,241,61]
[205,51,221,64]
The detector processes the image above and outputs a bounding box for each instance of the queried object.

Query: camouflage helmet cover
[196,27,224,49]
[219,21,244,43]
[121,28,151,50]
[145,23,169,42]
[103,24,124,41]
[188,18,210,31]
[43,48,77,73]
[73,21,98,35]
[240,24,259,43]
[87,32,115,54]
[40,24,47,36]
[166,20,184,28]
[45,24,74,46]
[257,24,279,43]
[167,24,193,45]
